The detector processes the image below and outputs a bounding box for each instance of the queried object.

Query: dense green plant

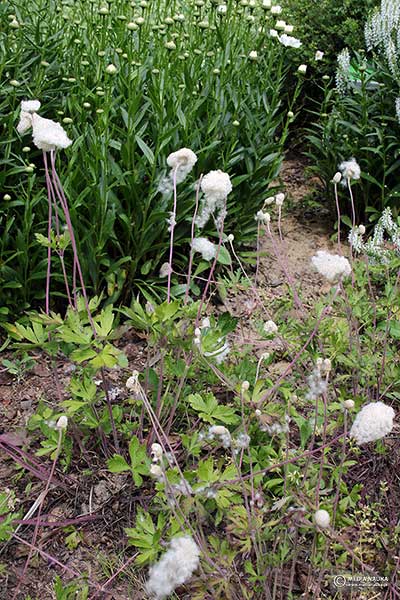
[0,0,303,316]
[305,53,400,223]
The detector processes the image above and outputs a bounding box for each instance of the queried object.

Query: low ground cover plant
[0,109,399,596]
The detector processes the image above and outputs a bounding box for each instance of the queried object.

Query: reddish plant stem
[167,167,178,302]
[184,175,202,304]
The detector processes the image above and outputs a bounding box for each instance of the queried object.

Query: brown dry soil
[0,158,395,599]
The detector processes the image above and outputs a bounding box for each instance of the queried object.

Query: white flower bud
[241,380,250,391]
[264,196,275,205]
[227,234,234,242]
[194,327,201,337]
[315,50,324,61]
[56,415,68,430]
[275,192,285,206]
[105,64,118,74]
[297,64,307,74]
[332,172,342,184]
[358,225,366,235]
[343,399,355,410]
[314,509,330,528]
[248,50,258,60]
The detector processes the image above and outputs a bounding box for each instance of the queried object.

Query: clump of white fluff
[146,535,200,599]
[191,237,217,261]
[16,100,72,151]
[167,148,197,183]
[311,250,351,282]
[350,401,395,445]
[31,113,72,151]
[196,169,232,229]
[339,158,361,185]
[159,148,197,195]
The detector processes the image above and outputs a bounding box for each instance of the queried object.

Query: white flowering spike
[56,415,68,430]
[350,401,395,445]
[279,34,301,48]
[339,158,361,183]
[263,320,278,335]
[314,509,330,529]
[191,237,217,261]
[311,250,351,282]
[284,24,294,34]
[146,536,200,599]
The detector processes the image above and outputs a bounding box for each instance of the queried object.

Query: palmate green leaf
[107,454,131,473]
[128,436,150,486]
[187,393,239,424]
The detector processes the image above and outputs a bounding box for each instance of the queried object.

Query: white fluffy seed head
[191,237,217,261]
[339,158,361,181]
[167,148,197,171]
[21,100,41,113]
[146,535,200,599]
[314,509,330,529]
[350,401,395,445]
[311,250,351,283]
[31,113,72,151]
[201,169,232,200]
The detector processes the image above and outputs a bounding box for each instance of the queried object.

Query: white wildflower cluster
[335,48,351,95]
[311,250,351,283]
[191,237,217,261]
[350,401,395,445]
[349,208,400,264]
[339,158,361,185]
[278,34,301,48]
[396,97,400,124]
[159,148,197,195]
[146,535,200,600]
[166,212,176,233]
[196,170,232,229]
[365,0,400,76]
[305,358,331,401]
[17,100,72,151]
